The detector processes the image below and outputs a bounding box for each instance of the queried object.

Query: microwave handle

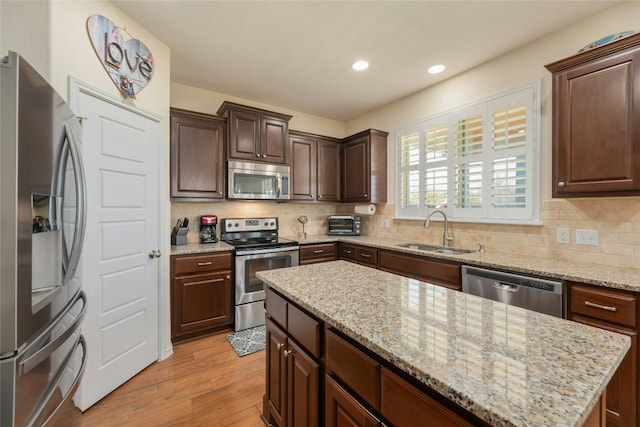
[277,174,282,198]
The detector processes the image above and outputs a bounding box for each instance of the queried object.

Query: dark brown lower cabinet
[325,375,380,427]
[265,318,320,427]
[170,252,233,342]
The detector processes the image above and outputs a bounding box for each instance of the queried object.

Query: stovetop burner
[220,217,298,252]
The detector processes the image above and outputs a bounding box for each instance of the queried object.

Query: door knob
[148,250,161,259]
[558,181,566,187]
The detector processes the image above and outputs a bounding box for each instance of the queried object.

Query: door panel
[73,87,161,411]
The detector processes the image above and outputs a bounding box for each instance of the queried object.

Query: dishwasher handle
[492,281,519,292]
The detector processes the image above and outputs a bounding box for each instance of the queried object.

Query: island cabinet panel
[381,368,472,427]
[342,129,388,203]
[217,101,292,165]
[326,329,380,411]
[325,374,381,427]
[170,252,233,342]
[568,283,638,427]
[264,289,322,427]
[378,250,462,290]
[170,108,226,201]
[545,33,640,197]
[338,242,378,267]
[300,243,338,265]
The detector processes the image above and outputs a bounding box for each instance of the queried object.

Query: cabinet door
[266,319,288,427]
[317,139,341,201]
[287,339,320,427]
[553,49,640,196]
[291,134,316,200]
[228,109,261,161]
[325,375,380,427]
[342,136,370,202]
[572,315,637,427]
[261,117,289,164]
[171,270,232,339]
[170,110,225,200]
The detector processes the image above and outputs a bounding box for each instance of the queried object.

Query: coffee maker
[199,215,218,243]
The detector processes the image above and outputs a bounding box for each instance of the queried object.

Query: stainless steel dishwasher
[462,266,566,318]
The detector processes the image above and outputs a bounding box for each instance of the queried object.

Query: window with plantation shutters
[396,82,540,224]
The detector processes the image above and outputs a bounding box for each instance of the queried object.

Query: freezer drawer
[0,292,87,427]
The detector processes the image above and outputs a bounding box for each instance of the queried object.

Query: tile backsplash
[172,197,640,272]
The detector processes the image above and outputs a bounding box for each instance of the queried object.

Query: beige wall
[171,82,346,138]
[344,0,640,270]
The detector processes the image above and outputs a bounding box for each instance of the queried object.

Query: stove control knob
[270,221,275,226]
[234,222,240,228]
[264,221,269,227]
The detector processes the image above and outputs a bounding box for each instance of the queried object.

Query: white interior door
[71,83,162,411]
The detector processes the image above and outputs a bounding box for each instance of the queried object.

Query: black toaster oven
[327,215,361,236]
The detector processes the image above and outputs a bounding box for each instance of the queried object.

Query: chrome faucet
[424,209,454,247]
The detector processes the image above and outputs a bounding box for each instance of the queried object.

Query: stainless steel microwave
[327,215,362,236]
[228,161,290,200]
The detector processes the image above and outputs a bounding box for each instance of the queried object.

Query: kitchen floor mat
[226,325,266,357]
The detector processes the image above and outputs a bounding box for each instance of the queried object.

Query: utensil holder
[171,227,189,246]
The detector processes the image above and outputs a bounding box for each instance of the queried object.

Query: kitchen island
[257,261,630,427]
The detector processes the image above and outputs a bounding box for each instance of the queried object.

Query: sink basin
[395,243,473,255]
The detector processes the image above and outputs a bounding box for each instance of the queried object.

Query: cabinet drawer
[300,243,337,265]
[571,285,636,327]
[288,303,322,358]
[173,252,232,275]
[326,329,380,411]
[355,246,378,265]
[381,368,472,427]
[266,288,288,328]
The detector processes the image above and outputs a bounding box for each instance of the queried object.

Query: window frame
[395,81,541,225]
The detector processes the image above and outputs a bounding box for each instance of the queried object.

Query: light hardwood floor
[55,331,265,427]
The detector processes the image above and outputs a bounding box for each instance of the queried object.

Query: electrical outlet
[383,219,390,229]
[576,229,599,246]
[556,228,570,244]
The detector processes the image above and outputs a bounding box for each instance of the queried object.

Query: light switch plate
[576,229,599,246]
[556,228,570,244]
[383,219,390,229]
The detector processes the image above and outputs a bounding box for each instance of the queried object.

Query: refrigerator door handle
[62,122,87,285]
[25,335,87,427]
[19,291,86,376]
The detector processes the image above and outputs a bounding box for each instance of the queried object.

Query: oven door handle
[235,246,300,257]
[276,174,282,199]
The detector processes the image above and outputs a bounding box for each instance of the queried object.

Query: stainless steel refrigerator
[0,52,88,426]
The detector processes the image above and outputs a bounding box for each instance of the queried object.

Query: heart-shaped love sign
[87,15,154,99]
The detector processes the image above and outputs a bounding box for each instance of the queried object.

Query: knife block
[171,227,189,246]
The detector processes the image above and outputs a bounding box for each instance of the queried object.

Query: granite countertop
[170,241,235,256]
[291,235,640,292]
[171,234,640,292]
[258,261,631,427]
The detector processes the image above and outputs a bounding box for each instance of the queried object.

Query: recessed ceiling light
[428,64,445,74]
[352,60,369,71]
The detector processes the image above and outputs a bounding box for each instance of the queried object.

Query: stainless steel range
[221,217,299,331]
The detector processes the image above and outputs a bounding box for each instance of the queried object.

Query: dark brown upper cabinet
[545,33,640,197]
[217,101,292,165]
[342,129,388,203]
[290,130,341,202]
[170,108,226,201]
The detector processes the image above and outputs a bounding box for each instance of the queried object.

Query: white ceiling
[113,0,619,121]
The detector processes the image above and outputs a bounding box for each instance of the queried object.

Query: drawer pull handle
[361,253,371,258]
[197,261,213,266]
[585,301,617,312]
[313,250,324,254]
[344,250,352,254]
